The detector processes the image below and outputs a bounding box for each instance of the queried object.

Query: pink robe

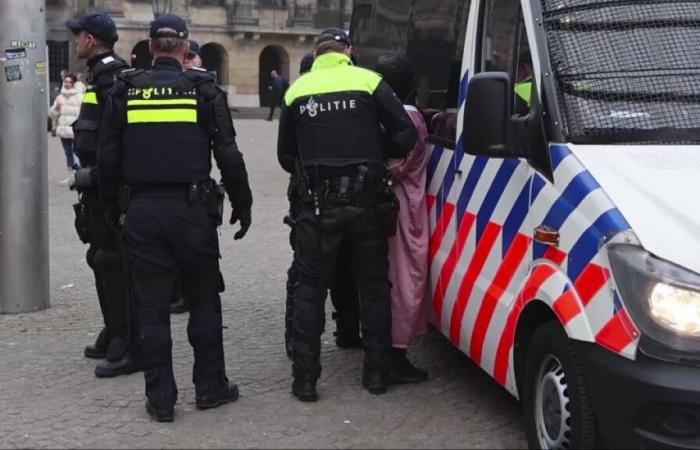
[387,105,430,348]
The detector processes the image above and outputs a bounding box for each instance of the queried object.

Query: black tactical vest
[118,68,213,185]
[72,53,129,166]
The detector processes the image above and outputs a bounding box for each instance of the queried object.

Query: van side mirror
[463,72,533,158]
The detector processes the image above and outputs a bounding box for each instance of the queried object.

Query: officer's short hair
[151,37,186,53]
[315,40,349,56]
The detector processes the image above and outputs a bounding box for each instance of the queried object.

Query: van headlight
[608,244,700,364]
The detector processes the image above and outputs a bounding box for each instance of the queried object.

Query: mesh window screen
[541,0,700,144]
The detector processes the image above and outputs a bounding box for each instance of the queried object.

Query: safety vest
[72,53,128,166]
[118,66,212,185]
[514,77,533,107]
[284,52,386,168]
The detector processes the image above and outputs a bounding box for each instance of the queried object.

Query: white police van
[351,0,700,447]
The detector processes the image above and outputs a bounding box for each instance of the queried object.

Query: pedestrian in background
[266,69,288,121]
[183,39,202,70]
[376,53,430,384]
[49,73,82,184]
[98,14,252,422]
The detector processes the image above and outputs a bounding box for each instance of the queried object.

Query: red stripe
[470,233,531,365]
[429,202,456,264]
[573,263,610,305]
[493,264,557,386]
[552,289,582,325]
[449,222,502,347]
[595,309,636,354]
[543,246,567,265]
[427,194,436,212]
[432,213,476,328]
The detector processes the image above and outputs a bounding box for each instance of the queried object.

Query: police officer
[97,14,252,422]
[277,28,417,401]
[66,12,140,378]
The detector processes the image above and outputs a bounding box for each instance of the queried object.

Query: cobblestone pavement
[0,120,525,449]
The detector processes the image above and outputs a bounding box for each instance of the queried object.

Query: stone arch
[259,45,290,107]
[200,42,229,88]
[130,40,152,70]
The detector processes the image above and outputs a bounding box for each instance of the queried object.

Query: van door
[444,0,537,381]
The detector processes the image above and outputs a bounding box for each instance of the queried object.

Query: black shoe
[84,328,109,359]
[292,376,318,402]
[196,381,239,410]
[146,399,174,423]
[362,368,388,395]
[95,352,141,378]
[265,117,273,121]
[170,298,188,314]
[389,348,428,384]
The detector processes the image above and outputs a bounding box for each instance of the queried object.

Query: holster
[186,179,223,226]
[73,198,90,243]
[375,189,399,237]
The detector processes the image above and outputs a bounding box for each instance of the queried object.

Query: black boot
[362,367,388,395]
[389,348,428,384]
[292,374,318,402]
[84,328,110,359]
[95,352,141,378]
[196,381,239,410]
[145,398,174,423]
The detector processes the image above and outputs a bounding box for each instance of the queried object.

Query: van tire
[523,321,598,449]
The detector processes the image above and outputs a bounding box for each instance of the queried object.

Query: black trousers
[82,191,135,361]
[123,192,227,408]
[292,202,392,379]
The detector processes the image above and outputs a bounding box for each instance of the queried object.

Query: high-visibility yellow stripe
[83,92,98,105]
[127,99,197,106]
[127,109,197,123]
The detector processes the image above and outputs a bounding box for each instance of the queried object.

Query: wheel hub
[535,354,572,449]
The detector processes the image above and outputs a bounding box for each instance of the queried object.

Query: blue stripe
[550,145,571,171]
[434,137,466,222]
[456,156,488,219]
[427,144,444,186]
[476,159,519,242]
[458,71,469,107]
[501,177,532,255]
[531,174,547,203]
[567,208,630,280]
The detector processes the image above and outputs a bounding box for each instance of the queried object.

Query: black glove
[230,208,251,240]
[104,206,121,233]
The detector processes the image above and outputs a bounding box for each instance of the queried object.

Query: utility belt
[295,162,400,236]
[120,179,226,226]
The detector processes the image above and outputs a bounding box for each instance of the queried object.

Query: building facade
[46,0,352,107]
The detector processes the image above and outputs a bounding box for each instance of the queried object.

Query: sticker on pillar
[5,65,21,82]
[10,40,36,50]
[5,47,26,60]
[35,61,47,75]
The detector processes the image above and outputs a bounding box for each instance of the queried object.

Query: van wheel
[523,322,598,449]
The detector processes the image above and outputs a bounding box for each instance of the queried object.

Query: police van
[350,0,700,448]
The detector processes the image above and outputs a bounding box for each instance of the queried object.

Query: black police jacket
[276,52,417,174]
[72,51,129,167]
[97,57,253,214]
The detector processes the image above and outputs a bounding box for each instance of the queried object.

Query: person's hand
[229,208,251,240]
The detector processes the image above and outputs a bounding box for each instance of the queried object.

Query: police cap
[66,12,118,45]
[188,40,201,57]
[149,14,189,39]
[317,27,351,47]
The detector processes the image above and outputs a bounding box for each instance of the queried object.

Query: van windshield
[542,0,700,144]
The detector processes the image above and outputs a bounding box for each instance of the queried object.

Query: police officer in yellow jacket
[98,14,252,422]
[277,28,418,401]
[66,12,140,378]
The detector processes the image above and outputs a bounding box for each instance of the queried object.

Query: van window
[541,0,700,144]
[350,0,470,149]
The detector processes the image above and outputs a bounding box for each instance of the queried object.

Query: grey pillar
[0,0,50,313]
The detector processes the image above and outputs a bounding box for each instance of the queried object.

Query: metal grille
[541,0,700,143]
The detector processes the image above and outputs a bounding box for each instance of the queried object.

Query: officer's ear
[182,40,190,59]
[148,39,155,57]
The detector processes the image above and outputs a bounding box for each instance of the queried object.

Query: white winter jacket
[49,87,83,140]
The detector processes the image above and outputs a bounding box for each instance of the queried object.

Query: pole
[0,0,50,313]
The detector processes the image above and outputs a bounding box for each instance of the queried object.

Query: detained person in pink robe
[376,54,430,383]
